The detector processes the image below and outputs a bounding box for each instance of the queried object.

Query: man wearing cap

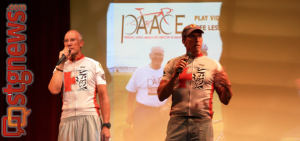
[126,46,170,141]
[157,24,233,141]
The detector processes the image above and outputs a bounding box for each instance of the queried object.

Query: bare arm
[157,76,177,101]
[126,91,136,125]
[48,63,64,94]
[157,57,188,101]
[97,84,111,140]
[215,86,232,105]
[97,84,110,124]
[214,70,233,105]
[48,47,70,94]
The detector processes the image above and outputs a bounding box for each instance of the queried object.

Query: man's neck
[70,52,83,61]
[149,63,161,70]
[187,51,202,58]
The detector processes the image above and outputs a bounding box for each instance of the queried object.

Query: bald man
[125,46,170,141]
[48,30,111,141]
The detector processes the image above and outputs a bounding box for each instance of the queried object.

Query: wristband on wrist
[56,67,63,72]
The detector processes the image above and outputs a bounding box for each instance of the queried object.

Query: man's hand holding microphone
[172,51,193,78]
[56,48,71,72]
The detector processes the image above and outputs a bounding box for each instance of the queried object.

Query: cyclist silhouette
[128,8,174,27]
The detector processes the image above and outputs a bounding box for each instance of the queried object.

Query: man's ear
[80,40,84,48]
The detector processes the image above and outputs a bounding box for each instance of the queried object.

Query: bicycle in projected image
[127,8,173,28]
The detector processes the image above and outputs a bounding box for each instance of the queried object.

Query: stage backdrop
[112,0,300,141]
[109,2,226,141]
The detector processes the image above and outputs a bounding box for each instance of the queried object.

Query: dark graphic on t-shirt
[193,67,207,89]
[76,70,89,91]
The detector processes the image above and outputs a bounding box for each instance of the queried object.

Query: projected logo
[127,8,173,28]
[121,8,186,43]
[147,76,162,95]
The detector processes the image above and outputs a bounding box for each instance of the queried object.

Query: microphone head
[187,51,193,58]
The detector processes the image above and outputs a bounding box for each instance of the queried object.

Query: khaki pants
[165,116,213,141]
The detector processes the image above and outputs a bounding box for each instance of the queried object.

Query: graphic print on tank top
[147,76,161,95]
[192,67,207,89]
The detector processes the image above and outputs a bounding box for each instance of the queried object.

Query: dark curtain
[0,0,70,141]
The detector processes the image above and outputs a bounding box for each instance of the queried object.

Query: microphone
[176,51,193,74]
[56,49,71,66]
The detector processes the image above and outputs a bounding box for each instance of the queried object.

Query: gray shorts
[165,116,213,141]
[58,115,102,141]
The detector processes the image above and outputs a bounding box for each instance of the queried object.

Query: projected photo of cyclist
[202,43,208,56]
[111,3,224,141]
[125,46,170,141]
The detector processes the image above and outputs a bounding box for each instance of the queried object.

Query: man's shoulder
[80,57,106,71]
[201,56,220,65]
[84,57,99,64]
[134,65,150,73]
[166,55,185,65]
[197,56,222,69]
[172,54,185,60]
[84,57,103,67]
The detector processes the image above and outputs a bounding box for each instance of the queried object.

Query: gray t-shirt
[162,54,222,119]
